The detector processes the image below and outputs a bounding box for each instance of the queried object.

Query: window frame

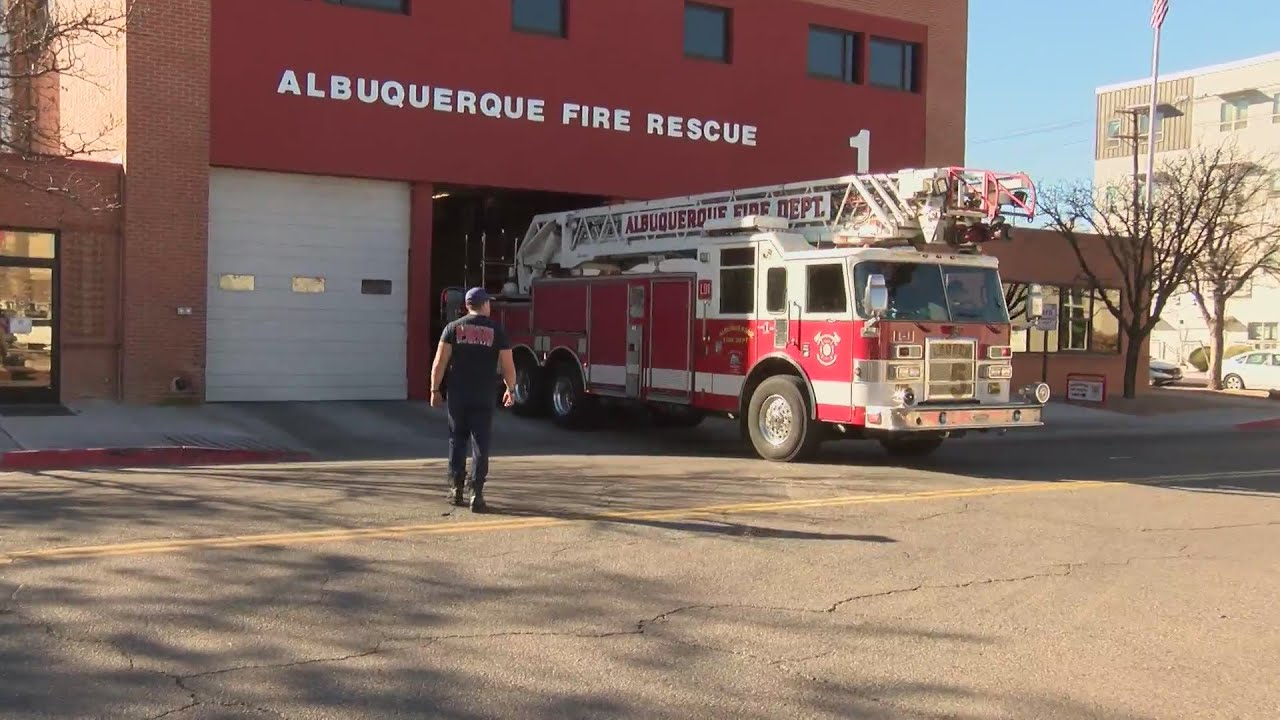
[511,0,567,38]
[1220,98,1249,131]
[321,0,408,14]
[683,2,732,63]
[1105,119,1122,149]
[765,266,787,314]
[804,262,848,315]
[717,246,756,316]
[807,25,860,84]
[867,36,921,93]
[1005,282,1122,355]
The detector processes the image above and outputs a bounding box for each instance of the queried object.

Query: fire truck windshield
[853,261,1010,324]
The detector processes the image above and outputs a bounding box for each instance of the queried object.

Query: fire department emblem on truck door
[814,332,841,367]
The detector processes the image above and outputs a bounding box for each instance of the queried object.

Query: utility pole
[1115,107,1145,235]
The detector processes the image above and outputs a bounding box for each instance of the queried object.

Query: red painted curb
[0,446,311,471]
[1235,417,1280,431]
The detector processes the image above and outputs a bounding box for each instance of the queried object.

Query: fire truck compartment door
[646,278,695,401]
[625,283,646,398]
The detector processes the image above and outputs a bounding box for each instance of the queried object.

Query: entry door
[625,281,647,398]
[0,230,58,404]
[645,278,694,402]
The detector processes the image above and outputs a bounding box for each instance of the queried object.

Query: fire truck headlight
[894,365,923,380]
[894,344,923,360]
[1034,382,1051,404]
[893,387,916,407]
[1020,383,1051,405]
[984,364,1013,380]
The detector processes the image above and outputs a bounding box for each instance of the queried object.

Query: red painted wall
[210,0,928,199]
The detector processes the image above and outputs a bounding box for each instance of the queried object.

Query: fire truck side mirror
[865,274,889,317]
[1026,283,1045,321]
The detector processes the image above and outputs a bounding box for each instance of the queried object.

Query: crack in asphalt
[1140,521,1280,533]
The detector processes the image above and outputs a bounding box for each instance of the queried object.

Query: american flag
[1151,0,1169,29]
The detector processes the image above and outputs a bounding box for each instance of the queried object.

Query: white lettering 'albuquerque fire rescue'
[276,70,759,148]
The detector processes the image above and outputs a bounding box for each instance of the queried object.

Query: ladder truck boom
[512,166,1036,295]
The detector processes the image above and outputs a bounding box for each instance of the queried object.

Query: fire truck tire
[747,375,823,462]
[510,357,549,417]
[549,362,594,428]
[879,434,945,458]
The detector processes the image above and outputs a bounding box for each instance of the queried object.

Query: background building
[1,0,1143,405]
[1094,51,1280,365]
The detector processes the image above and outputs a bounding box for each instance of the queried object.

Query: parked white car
[1221,351,1280,391]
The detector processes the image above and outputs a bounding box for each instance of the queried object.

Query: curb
[1235,417,1280,432]
[0,446,313,472]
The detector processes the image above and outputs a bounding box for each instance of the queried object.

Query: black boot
[469,480,487,513]
[448,474,467,507]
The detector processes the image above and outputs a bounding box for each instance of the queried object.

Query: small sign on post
[1035,303,1058,332]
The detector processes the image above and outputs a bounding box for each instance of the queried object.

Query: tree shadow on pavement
[0,542,1155,720]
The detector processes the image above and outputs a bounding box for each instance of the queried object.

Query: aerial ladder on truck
[506,167,1038,295]
[491,166,1047,462]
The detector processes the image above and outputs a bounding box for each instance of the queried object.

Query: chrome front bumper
[865,401,1045,432]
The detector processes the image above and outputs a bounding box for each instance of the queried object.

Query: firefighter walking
[430,287,516,512]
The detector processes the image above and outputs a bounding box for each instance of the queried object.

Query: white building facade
[1093,51,1280,366]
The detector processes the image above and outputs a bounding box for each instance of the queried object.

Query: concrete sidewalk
[0,394,1277,470]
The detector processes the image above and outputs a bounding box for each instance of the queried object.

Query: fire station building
[1,0,1144,406]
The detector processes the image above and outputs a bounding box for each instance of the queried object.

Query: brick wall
[0,154,122,400]
[120,0,210,402]
[54,0,129,162]
[801,0,968,166]
[987,227,1151,399]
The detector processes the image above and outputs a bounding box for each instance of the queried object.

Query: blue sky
[966,0,1278,186]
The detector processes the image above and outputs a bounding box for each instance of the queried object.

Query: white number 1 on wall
[848,130,870,174]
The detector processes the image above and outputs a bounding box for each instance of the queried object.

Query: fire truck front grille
[925,339,977,401]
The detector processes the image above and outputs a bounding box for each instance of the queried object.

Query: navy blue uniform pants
[447,400,494,487]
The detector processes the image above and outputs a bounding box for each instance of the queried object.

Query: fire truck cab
[477,167,1052,462]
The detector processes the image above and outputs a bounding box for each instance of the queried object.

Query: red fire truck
[473,167,1051,462]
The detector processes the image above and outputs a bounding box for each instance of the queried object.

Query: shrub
[1187,344,1252,372]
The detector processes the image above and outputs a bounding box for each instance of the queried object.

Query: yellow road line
[1,480,1114,563]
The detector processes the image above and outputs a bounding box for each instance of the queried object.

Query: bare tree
[1039,142,1251,398]
[1184,153,1280,389]
[1,0,128,201]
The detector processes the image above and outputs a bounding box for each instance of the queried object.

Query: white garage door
[206,168,411,402]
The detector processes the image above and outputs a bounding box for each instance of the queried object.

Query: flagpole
[1144,10,1164,211]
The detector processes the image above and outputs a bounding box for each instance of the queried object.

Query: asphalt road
[1,429,1277,719]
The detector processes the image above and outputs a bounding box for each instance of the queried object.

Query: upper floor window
[1220,98,1249,131]
[868,37,920,92]
[1105,119,1122,149]
[808,25,859,84]
[1139,110,1163,142]
[513,0,565,37]
[684,3,731,63]
[323,0,407,13]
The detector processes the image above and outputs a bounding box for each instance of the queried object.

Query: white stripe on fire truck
[588,365,851,404]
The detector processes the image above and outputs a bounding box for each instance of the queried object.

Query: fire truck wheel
[879,434,945,458]
[747,375,822,462]
[549,362,593,428]
[510,357,549,417]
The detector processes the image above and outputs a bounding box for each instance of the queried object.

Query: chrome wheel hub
[513,370,531,404]
[552,378,575,416]
[757,394,794,447]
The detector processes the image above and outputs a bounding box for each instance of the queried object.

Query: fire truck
[466,167,1051,462]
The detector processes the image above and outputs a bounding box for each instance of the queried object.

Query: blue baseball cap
[464,287,490,305]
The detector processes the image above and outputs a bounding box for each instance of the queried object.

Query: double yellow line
[1,480,1112,564]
